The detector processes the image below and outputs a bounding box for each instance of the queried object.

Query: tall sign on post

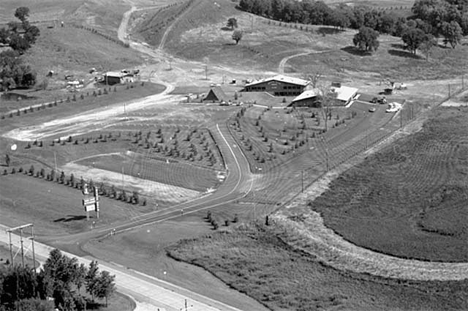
[82,182,100,220]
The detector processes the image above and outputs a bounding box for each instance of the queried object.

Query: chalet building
[203,86,227,103]
[290,88,323,107]
[243,75,309,96]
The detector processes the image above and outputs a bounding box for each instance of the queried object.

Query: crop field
[167,224,468,311]
[309,106,468,262]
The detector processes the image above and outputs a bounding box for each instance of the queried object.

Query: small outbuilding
[330,85,359,106]
[203,86,227,103]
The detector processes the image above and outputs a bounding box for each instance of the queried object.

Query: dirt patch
[62,162,201,203]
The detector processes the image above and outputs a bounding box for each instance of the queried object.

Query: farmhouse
[103,71,135,85]
[289,88,323,107]
[331,85,359,106]
[243,75,309,96]
[203,86,227,103]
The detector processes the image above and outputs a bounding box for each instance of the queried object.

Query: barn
[103,72,125,85]
[243,75,309,96]
[289,88,323,107]
[203,86,227,103]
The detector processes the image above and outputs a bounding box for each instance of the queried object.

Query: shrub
[233,214,239,223]
[225,219,230,226]
[11,168,16,174]
[3,169,8,175]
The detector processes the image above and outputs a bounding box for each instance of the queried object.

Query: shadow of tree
[390,43,406,50]
[388,49,421,59]
[220,26,233,31]
[317,27,343,36]
[341,46,372,56]
[54,215,87,223]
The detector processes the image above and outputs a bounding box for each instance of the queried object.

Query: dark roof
[205,86,227,102]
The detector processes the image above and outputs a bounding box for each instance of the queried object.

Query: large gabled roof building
[243,75,309,97]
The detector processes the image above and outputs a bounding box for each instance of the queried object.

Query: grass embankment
[168,224,468,311]
[310,106,468,262]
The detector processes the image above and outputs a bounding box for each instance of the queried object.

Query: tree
[16,299,55,311]
[419,34,437,60]
[232,30,243,44]
[0,265,38,309]
[401,27,427,54]
[14,7,30,23]
[92,271,115,307]
[439,20,463,48]
[226,17,238,29]
[353,26,380,53]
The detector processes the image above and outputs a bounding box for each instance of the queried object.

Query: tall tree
[232,30,243,44]
[353,26,380,53]
[14,7,30,23]
[92,271,116,307]
[401,27,427,54]
[226,17,238,30]
[439,20,463,48]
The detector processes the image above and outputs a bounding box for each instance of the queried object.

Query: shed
[203,86,227,103]
[330,86,358,106]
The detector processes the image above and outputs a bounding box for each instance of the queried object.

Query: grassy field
[0,82,164,115]
[309,106,468,262]
[0,0,130,38]
[84,218,270,311]
[167,224,468,311]
[0,173,152,236]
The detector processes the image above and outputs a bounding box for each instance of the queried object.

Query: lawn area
[167,224,468,311]
[309,106,468,262]
[0,173,152,236]
[84,218,269,311]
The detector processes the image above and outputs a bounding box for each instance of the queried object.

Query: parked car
[369,107,376,112]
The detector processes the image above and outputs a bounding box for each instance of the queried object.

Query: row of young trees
[0,7,39,90]
[0,249,115,311]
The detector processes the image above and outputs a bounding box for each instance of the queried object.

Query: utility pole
[6,224,34,268]
[20,228,24,267]
[301,170,304,193]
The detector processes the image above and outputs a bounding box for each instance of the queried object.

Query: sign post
[82,183,100,221]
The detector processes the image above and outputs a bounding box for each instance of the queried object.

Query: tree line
[238,0,468,54]
[0,7,40,91]
[0,249,115,311]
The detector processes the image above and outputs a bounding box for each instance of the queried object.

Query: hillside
[132,0,241,48]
